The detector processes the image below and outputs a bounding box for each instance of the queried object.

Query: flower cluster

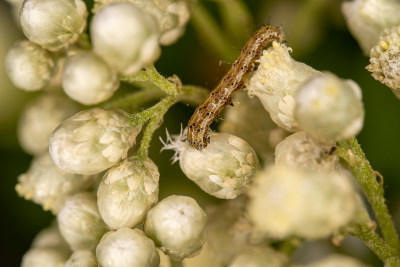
[6,0,400,266]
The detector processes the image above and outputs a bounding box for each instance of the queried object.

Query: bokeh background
[1,0,400,266]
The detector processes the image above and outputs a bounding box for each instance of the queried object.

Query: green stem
[191,1,238,62]
[130,96,177,159]
[179,85,209,106]
[336,138,400,252]
[349,223,400,265]
[102,88,165,112]
[120,65,178,96]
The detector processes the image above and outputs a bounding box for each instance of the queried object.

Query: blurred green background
[1,0,400,266]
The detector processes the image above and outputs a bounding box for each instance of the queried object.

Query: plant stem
[349,223,400,265]
[103,88,165,112]
[120,65,178,96]
[191,1,238,62]
[130,96,177,159]
[179,85,209,106]
[336,138,400,252]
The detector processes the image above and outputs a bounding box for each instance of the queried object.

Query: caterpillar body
[187,25,286,150]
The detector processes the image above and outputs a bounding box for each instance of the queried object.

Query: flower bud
[16,152,96,214]
[62,52,119,105]
[97,157,159,229]
[163,131,259,199]
[57,192,108,250]
[341,0,400,55]
[248,165,356,239]
[96,228,160,267]
[219,91,286,162]
[295,72,364,143]
[20,0,88,51]
[367,25,400,98]
[5,40,54,91]
[91,2,161,75]
[21,247,69,267]
[205,197,254,265]
[31,223,70,252]
[18,93,78,155]
[182,243,223,267]
[275,131,339,172]
[144,195,207,260]
[247,42,320,131]
[65,250,97,267]
[307,254,370,267]
[49,108,141,175]
[229,247,288,267]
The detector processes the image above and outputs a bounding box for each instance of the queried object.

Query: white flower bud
[91,2,161,75]
[97,157,159,229]
[229,247,288,267]
[21,247,69,267]
[57,192,108,250]
[307,254,370,267]
[162,131,259,199]
[18,93,78,155]
[275,131,339,172]
[247,42,320,131]
[31,223,70,252]
[20,0,88,51]
[341,0,400,55]
[144,195,207,260]
[5,40,54,91]
[92,0,190,45]
[367,25,400,98]
[205,197,254,265]
[96,228,160,267]
[65,250,97,267]
[62,52,120,105]
[219,91,286,162]
[182,243,223,267]
[49,108,141,175]
[295,72,364,143]
[248,165,357,239]
[16,152,96,214]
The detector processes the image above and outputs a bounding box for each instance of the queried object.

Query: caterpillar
[187,25,286,150]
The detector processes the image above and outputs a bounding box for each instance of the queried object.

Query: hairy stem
[349,223,400,265]
[336,138,400,252]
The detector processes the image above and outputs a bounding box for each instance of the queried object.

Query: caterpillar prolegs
[187,25,286,150]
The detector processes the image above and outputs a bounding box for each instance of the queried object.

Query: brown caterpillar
[187,25,286,150]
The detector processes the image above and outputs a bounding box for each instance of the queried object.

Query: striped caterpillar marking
[187,25,286,150]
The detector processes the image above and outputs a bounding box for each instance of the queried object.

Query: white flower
[65,250,97,267]
[21,247,69,267]
[49,108,141,175]
[97,157,159,229]
[93,0,190,45]
[31,223,70,252]
[144,195,207,261]
[91,2,161,75]
[57,192,108,251]
[367,25,400,98]
[5,40,54,91]
[247,42,320,131]
[219,91,287,162]
[341,0,400,55]
[275,131,339,172]
[229,247,288,267]
[20,0,88,51]
[162,130,259,199]
[18,93,78,155]
[248,165,357,239]
[62,52,120,105]
[16,152,96,214]
[295,72,364,143]
[96,228,160,267]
